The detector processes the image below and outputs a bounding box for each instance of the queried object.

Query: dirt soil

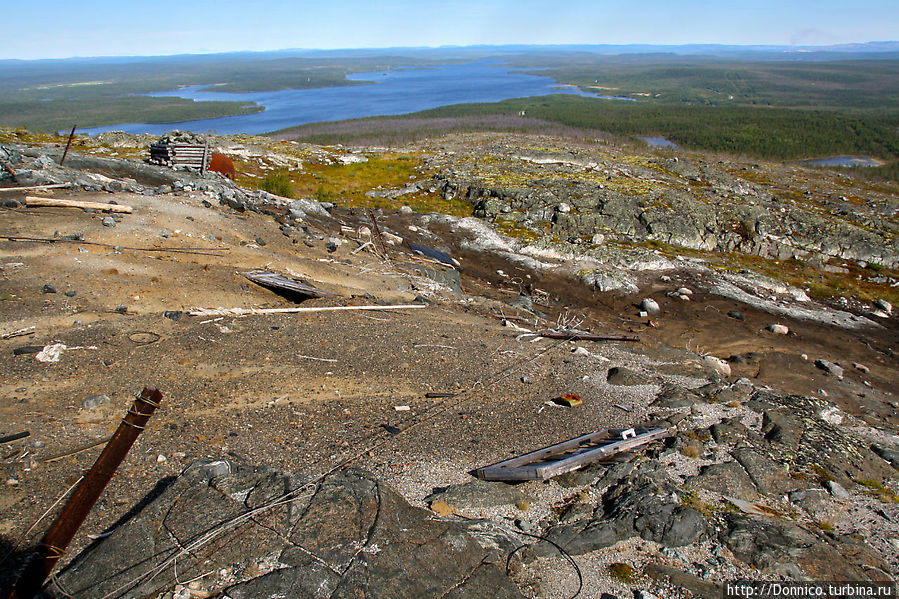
[0,183,897,594]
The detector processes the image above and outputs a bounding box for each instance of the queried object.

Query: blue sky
[4,0,897,60]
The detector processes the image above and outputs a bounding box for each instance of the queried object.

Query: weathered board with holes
[475,427,669,481]
[240,270,331,299]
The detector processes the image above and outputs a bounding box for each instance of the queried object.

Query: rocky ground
[0,129,897,598]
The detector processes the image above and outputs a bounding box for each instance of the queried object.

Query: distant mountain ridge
[1,41,898,66]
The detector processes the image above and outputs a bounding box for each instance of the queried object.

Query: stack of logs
[148,140,209,173]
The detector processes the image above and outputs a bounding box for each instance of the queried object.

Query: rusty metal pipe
[8,388,162,599]
[59,125,77,167]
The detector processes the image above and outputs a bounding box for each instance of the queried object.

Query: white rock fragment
[766,324,789,335]
[818,406,843,426]
[875,299,893,314]
[853,363,870,373]
[591,233,605,245]
[35,343,67,363]
[677,287,693,296]
[703,355,732,377]
[557,202,571,214]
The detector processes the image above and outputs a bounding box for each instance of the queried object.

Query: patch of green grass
[854,479,899,503]
[259,169,294,198]
[811,464,836,484]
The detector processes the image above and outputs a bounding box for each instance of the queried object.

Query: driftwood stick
[24,196,133,213]
[537,330,640,342]
[42,437,113,463]
[0,184,72,193]
[188,304,426,317]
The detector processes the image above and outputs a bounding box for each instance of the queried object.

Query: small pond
[639,136,677,148]
[804,156,881,167]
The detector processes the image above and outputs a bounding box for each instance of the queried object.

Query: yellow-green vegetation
[495,217,542,243]
[811,464,836,484]
[0,127,145,160]
[625,236,899,307]
[854,479,899,503]
[679,490,717,518]
[260,170,294,197]
[238,153,473,217]
[607,562,636,584]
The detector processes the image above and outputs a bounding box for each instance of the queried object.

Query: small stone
[815,359,844,379]
[6,479,19,486]
[254,237,267,246]
[156,454,167,463]
[163,310,183,321]
[639,310,648,318]
[727,310,745,321]
[766,323,789,334]
[825,480,850,500]
[818,406,843,425]
[557,202,571,213]
[875,299,893,314]
[3,199,20,208]
[520,375,532,384]
[42,284,57,294]
[64,290,76,297]
[515,518,535,533]
[101,216,116,227]
[640,298,660,314]
[677,287,693,296]
[82,394,110,410]
[114,304,128,314]
[572,347,591,356]
[591,233,605,245]
[853,363,870,373]
[703,355,732,377]
[429,499,457,517]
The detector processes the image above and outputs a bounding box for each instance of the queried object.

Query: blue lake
[80,61,620,136]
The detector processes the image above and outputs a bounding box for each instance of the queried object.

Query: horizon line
[2,40,898,63]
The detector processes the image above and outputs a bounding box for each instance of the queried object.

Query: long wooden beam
[24,196,133,213]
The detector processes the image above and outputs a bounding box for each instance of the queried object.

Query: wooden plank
[187,304,426,317]
[24,196,133,213]
[476,427,669,481]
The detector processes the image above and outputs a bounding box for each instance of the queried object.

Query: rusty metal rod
[8,388,162,599]
[59,125,77,166]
